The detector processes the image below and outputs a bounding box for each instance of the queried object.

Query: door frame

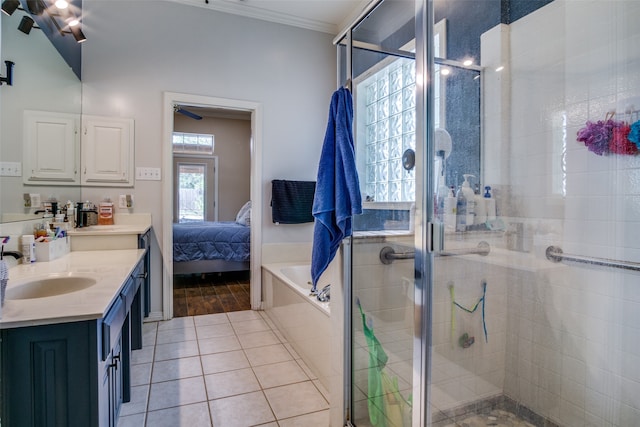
[162,92,263,319]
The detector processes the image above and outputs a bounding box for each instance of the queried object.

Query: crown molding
[166,0,341,34]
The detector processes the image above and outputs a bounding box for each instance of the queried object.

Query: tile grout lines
[125,311,330,427]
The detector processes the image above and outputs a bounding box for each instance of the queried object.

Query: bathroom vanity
[0,249,146,427]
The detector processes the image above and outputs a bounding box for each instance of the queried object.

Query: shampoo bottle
[474,184,487,225]
[456,186,468,232]
[458,174,476,227]
[444,186,457,232]
[484,186,496,220]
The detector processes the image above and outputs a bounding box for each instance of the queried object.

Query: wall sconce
[1,0,19,16]
[4,0,87,43]
[18,16,36,34]
[0,60,15,86]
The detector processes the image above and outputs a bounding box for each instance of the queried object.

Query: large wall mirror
[0,6,82,223]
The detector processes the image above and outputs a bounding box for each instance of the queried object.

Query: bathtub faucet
[317,284,331,302]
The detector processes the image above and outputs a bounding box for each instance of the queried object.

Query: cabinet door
[82,115,134,186]
[138,232,151,317]
[108,335,124,427]
[23,110,80,184]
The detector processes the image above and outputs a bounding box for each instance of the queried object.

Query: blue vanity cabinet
[138,231,151,318]
[0,257,144,427]
[1,321,100,426]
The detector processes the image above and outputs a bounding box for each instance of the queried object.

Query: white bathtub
[262,263,332,393]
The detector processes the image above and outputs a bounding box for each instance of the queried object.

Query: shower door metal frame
[335,0,435,425]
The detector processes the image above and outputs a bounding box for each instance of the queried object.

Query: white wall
[79,0,336,314]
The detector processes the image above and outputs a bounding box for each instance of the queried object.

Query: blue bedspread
[173,221,250,262]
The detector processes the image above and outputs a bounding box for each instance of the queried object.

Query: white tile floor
[118,310,330,427]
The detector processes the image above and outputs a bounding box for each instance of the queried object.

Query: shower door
[341,1,421,426]
[344,1,640,426]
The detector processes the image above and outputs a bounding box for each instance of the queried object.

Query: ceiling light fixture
[18,16,36,34]
[70,25,86,42]
[1,0,19,16]
[67,17,79,26]
[463,59,473,67]
[55,0,68,9]
[26,0,44,15]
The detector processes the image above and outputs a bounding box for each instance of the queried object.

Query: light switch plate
[136,167,161,181]
[0,161,22,177]
[118,195,128,208]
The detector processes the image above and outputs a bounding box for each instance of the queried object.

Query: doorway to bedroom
[172,106,252,317]
[162,92,263,320]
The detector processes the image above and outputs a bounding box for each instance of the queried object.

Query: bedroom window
[172,132,215,155]
[173,156,218,223]
[177,163,206,222]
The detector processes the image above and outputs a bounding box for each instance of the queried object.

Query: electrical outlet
[135,167,161,181]
[118,195,128,209]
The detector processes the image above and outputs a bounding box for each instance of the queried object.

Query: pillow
[235,201,251,226]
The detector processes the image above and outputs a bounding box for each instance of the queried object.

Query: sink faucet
[316,284,331,302]
[2,251,23,260]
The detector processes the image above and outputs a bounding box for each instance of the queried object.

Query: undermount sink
[6,276,97,300]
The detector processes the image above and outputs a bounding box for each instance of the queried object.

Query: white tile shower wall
[484,0,640,425]
[430,253,508,413]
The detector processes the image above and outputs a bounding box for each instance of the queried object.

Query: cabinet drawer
[120,275,140,310]
[102,296,126,361]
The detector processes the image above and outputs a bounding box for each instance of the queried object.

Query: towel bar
[380,241,490,264]
[545,246,640,272]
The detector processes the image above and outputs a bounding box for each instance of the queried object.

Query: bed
[172,220,250,275]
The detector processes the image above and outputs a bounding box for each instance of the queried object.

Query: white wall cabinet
[23,110,80,185]
[82,115,134,187]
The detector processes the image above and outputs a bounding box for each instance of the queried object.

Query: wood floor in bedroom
[173,271,251,317]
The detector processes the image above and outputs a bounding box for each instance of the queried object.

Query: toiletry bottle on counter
[484,186,496,220]
[474,184,487,225]
[21,235,36,263]
[444,186,457,232]
[456,174,475,231]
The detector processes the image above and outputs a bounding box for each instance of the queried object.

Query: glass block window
[172,132,214,155]
[357,20,445,203]
[360,58,416,203]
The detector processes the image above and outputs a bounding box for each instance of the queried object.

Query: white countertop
[67,223,151,236]
[0,249,146,329]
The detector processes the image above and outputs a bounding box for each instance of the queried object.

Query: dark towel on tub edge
[271,180,316,224]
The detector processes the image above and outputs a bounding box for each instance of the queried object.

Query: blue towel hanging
[310,87,362,291]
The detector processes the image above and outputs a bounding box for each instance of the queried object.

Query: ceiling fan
[174,105,203,120]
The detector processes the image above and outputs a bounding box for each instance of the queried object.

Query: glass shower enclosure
[338,0,640,426]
